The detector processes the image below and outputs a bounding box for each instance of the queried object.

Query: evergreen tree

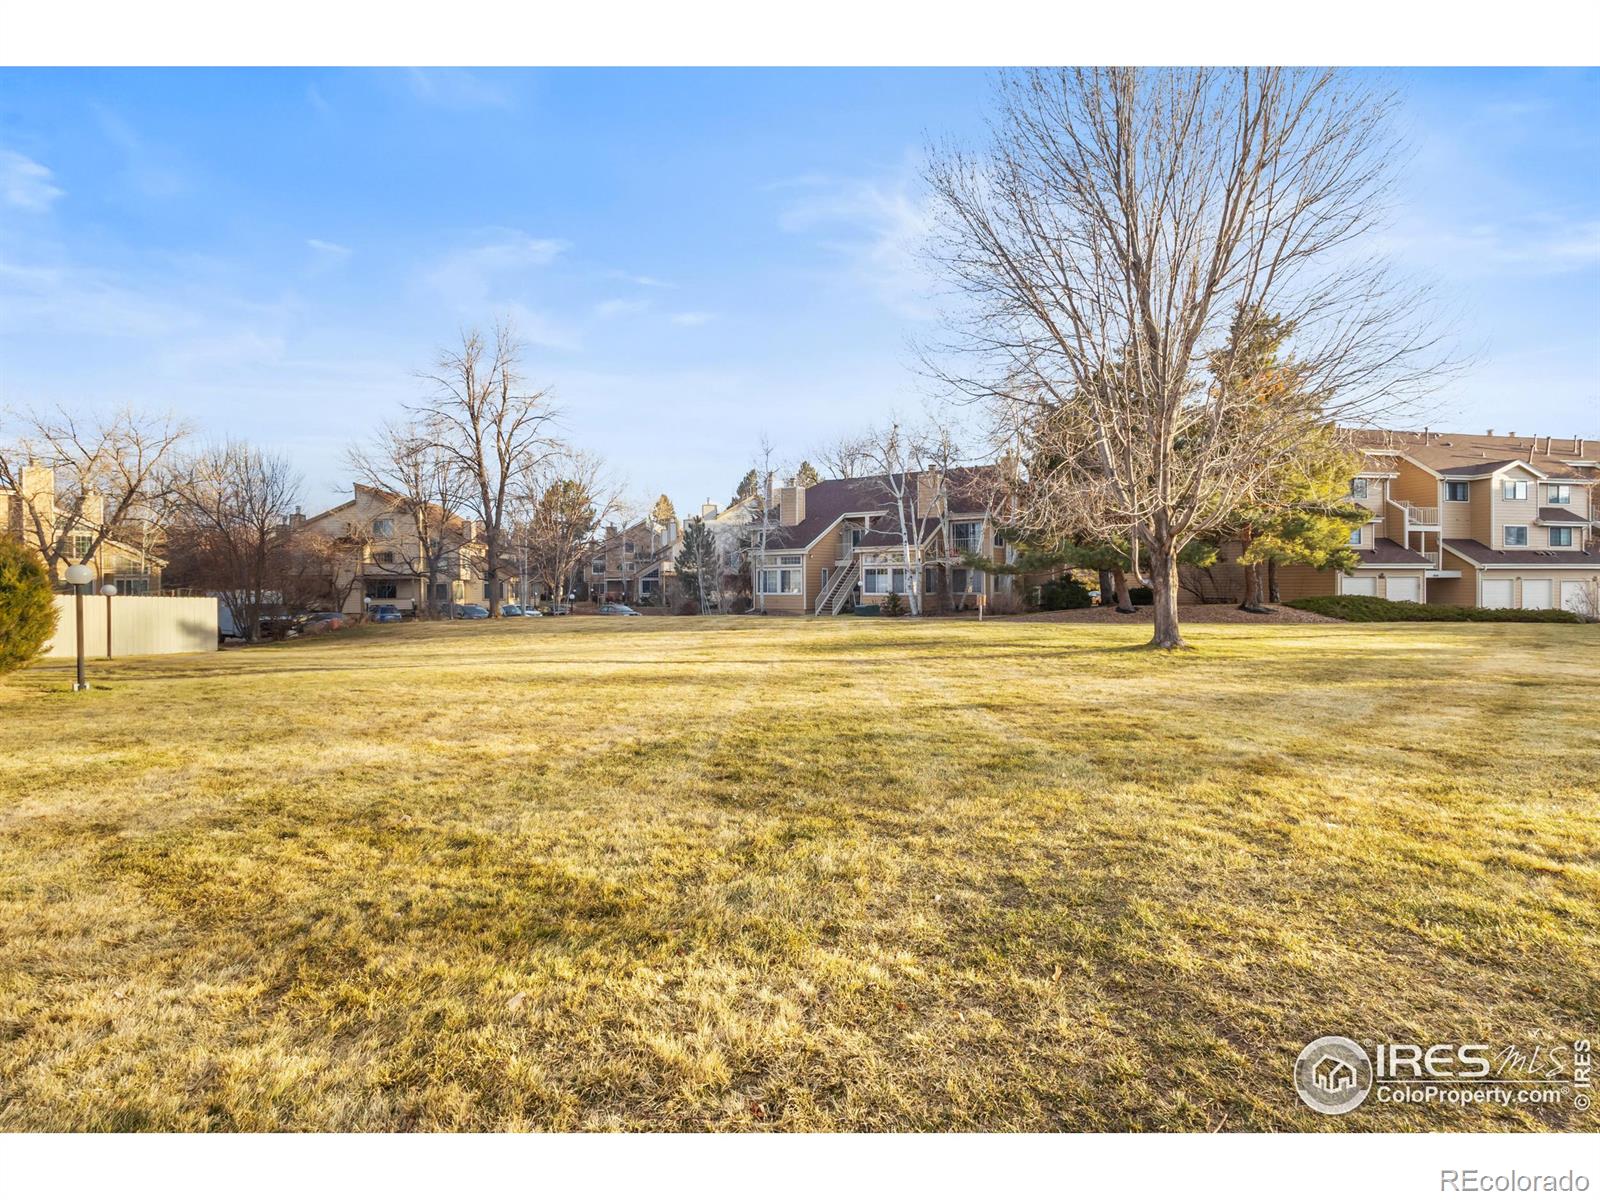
[791,461,820,489]
[732,469,760,505]
[0,538,58,675]
[650,494,676,525]
[674,517,718,613]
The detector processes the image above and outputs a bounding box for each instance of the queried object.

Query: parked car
[501,604,525,616]
[546,604,570,616]
[597,603,641,617]
[450,603,490,620]
[301,610,351,634]
[369,604,404,623]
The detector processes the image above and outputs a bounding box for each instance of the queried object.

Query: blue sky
[1,68,1595,515]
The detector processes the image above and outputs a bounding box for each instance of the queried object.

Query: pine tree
[732,469,760,505]
[650,494,676,525]
[674,517,718,614]
[792,461,820,489]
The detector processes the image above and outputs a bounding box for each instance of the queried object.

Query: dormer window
[1502,480,1529,501]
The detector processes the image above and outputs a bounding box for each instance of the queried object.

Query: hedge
[1285,595,1583,624]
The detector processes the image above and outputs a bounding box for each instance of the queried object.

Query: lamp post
[101,582,118,659]
[64,564,94,692]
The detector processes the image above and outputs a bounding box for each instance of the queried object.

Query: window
[72,534,93,559]
[1348,527,1363,546]
[114,576,150,596]
[374,550,395,564]
[759,568,800,595]
[1502,480,1529,501]
[862,567,909,595]
[623,541,634,555]
[591,558,606,574]
[950,521,982,554]
[951,568,969,593]
[1547,485,1572,505]
[1503,525,1529,547]
[771,553,802,566]
[1350,478,1369,500]
[1550,527,1574,548]
[366,582,398,599]
[372,518,395,538]
[1446,481,1470,502]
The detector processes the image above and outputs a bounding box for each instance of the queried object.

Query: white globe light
[64,564,95,586]
[100,583,118,596]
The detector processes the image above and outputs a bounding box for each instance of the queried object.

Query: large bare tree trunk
[1112,568,1134,613]
[1147,542,1186,650]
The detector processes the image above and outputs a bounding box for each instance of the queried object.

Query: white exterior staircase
[815,559,860,615]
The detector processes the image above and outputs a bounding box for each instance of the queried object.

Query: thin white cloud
[307,238,351,257]
[1,150,65,212]
[1373,214,1600,278]
[669,311,714,327]
[595,297,651,319]
[607,270,675,289]
[405,69,514,111]
[777,166,938,319]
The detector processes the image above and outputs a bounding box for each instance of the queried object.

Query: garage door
[1521,580,1553,609]
[1481,579,1514,608]
[1562,581,1594,615]
[1342,576,1377,597]
[1386,577,1420,603]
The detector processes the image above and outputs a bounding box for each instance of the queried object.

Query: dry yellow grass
[0,615,1595,1131]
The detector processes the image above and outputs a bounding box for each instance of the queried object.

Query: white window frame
[1549,526,1574,548]
[950,521,983,554]
[1503,525,1529,547]
[1348,527,1363,546]
[759,567,801,595]
[1502,480,1529,501]
[1350,478,1369,500]
[1446,481,1470,502]
[372,518,395,538]
[1547,484,1572,506]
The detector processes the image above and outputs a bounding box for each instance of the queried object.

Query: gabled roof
[1346,429,1598,481]
[1443,539,1600,569]
[763,465,1001,552]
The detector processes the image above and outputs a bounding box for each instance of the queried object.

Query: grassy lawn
[1,616,1595,1132]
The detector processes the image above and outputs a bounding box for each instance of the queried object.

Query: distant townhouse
[296,483,494,615]
[751,467,1015,615]
[580,513,681,605]
[1194,429,1598,612]
[0,461,166,593]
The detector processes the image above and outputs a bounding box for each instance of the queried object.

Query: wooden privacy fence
[42,595,219,659]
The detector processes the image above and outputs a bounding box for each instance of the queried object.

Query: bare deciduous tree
[347,419,474,618]
[168,441,301,643]
[861,417,957,617]
[926,67,1446,647]
[812,433,874,481]
[0,403,189,578]
[519,450,623,608]
[412,324,560,617]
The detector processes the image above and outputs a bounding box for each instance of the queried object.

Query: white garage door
[1521,580,1553,610]
[1481,579,1514,608]
[1342,576,1377,597]
[1562,581,1594,615]
[1386,577,1420,603]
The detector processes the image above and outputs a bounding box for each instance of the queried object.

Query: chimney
[20,460,55,516]
[778,484,806,526]
[1508,431,1516,439]
[78,491,105,530]
[700,500,718,518]
[289,507,306,530]
[1487,429,1495,437]
[915,470,943,513]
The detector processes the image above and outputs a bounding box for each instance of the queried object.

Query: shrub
[728,595,751,614]
[1286,595,1583,624]
[1037,576,1093,611]
[984,589,1024,616]
[882,592,905,617]
[1127,586,1154,606]
[676,599,700,615]
[0,538,58,674]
